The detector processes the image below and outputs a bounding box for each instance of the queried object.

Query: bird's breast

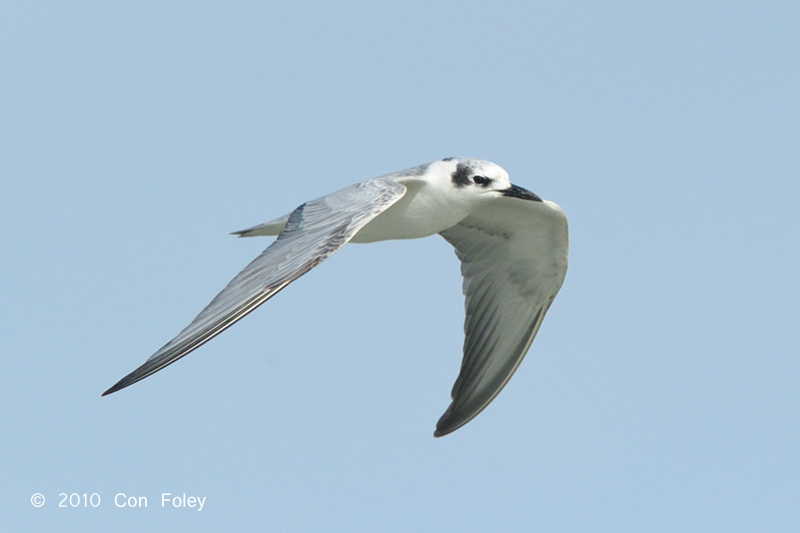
[350,180,472,243]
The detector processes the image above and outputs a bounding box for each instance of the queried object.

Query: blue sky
[2,1,798,531]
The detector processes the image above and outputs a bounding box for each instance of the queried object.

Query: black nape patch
[451,162,473,187]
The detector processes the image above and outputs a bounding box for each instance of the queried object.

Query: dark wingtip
[102,380,126,397]
[433,412,461,438]
[102,367,144,396]
[433,423,459,438]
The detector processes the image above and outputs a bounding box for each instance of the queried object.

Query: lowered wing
[435,197,568,436]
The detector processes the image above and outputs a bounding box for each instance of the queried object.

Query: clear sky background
[2,1,798,531]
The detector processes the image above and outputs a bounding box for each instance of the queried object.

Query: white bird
[103,157,568,437]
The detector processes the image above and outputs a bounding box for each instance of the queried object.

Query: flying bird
[103,157,568,437]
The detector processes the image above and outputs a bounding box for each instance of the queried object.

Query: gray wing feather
[435,197,568,436]
[103,178,406,395]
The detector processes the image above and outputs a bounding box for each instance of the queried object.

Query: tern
[103,157,568,437]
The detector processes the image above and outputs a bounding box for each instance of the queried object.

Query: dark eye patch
[473,175,491,187]
[451,163,473,187]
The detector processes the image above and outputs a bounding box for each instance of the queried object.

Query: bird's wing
[103,178,407,396]
[435,197,568,436]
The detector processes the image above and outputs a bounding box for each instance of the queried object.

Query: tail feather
[231,213,291,237]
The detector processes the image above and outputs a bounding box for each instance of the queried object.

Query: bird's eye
[473,175,490,186]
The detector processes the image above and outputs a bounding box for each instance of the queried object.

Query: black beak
[502,184,542,202]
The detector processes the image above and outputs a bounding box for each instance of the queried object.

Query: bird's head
[431,157,542,204]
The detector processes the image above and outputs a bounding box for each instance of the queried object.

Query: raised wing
[103,178,406,396]
[435,197,568,436]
